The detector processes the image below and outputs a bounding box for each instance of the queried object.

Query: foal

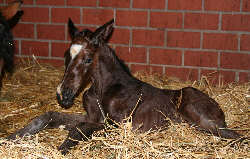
[0,0,23,92]
[8,18,242,155]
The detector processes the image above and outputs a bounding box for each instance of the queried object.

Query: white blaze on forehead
[70,44,83,59]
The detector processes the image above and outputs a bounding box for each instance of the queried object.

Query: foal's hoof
[6,134,17,140]
[58,145,70,155]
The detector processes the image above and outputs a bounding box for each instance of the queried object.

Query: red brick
[133,0,165,9]
[52,8,81,24]
[204,0,240,11]
[167,31,200,48]
[116,10,147,27]
[203,33,238,50]
[239,72,250,83]
[222,14,250,32]
[100,0,130,8]
[37,24,65,40]
[150,12,182,29]
[14,40,19,55]
[109,28,130,44]
[184,13,219,30]
[240,34,250,51]
[184,51,218,67]
[21,0,33,5]
[201,70,236,85]
[12,23,34,38]
[21,7,49,23]
[6,0,33,5]
[36,0,65,5]
[51,42,70,58]
[83,8,114,25]
[115,46,147,63]
[221,52,250,70]
[67,0,97,6]
[165,67,198,81]
[133,29,165,46]
[21,41,49,57]
[242,0,250,12]
[149,49,182,65]
[131,64,163,74]
[168,0,202,10]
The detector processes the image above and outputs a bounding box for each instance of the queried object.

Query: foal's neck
[91,45,135,95]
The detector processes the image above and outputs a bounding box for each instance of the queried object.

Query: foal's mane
[100,43,132,76]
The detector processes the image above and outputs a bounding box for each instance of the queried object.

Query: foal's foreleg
[8,111,87,139]
[58,122,105,155]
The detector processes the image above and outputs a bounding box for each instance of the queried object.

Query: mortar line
[165,0,168,10]
[238,33,241,51]
[200,32,203,49]
[235,72,240,82]
[240,0,243,12]
[146,48,150,64]
[218,12,222,31]
[49,7,51,24]
[113,8,117,26]
[48,41,52,57]
[198,68,201,80]
[201,0,205,12]
[80,7,83,24]
[18,40,21,55]
[96,0,100,7]
[164,30,168,47]
[130,0,133,8]
[182,50,185,66]
[218,51,221,68]
[147,10,150,27]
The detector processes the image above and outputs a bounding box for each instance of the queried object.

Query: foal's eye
[85,58,92,64]
[8,42,13,46]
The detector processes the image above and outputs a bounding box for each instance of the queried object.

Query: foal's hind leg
[8,111,87,139]
[179,87,241,139]
[58,122,105,155]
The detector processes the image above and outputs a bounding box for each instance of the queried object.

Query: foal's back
[109,76,240,139]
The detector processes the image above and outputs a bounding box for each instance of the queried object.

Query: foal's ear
[68,18,79,39]
[91,19,114,44]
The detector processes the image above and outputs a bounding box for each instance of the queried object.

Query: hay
[0,60,249,159]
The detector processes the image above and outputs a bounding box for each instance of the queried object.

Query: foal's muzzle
[56,88,75,109]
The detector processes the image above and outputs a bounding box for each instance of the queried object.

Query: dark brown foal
[8,18,243,155]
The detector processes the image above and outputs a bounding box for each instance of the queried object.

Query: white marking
[57,83,63,100]
[70,44,83,59]
[57,83,62,95]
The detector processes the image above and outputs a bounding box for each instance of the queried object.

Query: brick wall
[1,0,250,84]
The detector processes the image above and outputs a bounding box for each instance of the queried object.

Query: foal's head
[56,18,114,108]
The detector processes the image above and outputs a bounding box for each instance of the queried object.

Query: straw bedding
[0,60,249,159]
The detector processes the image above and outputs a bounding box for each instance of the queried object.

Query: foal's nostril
[56,88,75,109]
